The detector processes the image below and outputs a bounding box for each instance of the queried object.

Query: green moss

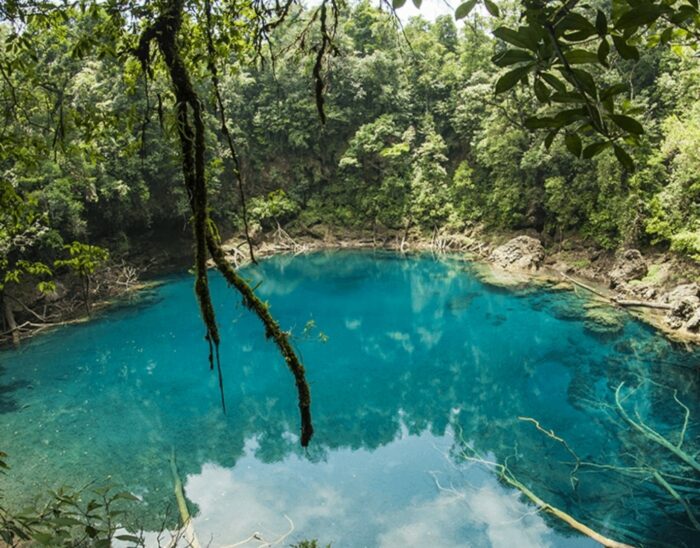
[583,307,627,336]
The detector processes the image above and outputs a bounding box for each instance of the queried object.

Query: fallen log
[557,271,672,310]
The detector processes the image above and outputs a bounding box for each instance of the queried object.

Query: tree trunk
[2,293,20,347]
[83,275,91,317]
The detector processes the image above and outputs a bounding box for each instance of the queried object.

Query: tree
[53,241,109,316]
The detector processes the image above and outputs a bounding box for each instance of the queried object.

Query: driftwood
[615,382,700,474]
[613,299,672,310]
[457,449,633,547]
[557,271,672,310]
[169,450,201,548]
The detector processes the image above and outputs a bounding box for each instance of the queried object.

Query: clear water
[1,251,698,547]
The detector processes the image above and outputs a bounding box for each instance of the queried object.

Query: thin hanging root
[206,230,313,447]
[615,383,700,474]
[203,0,257,265]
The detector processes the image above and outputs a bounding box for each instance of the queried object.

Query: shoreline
[3,226,699,348]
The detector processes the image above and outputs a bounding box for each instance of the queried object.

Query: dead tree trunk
[2,293,20,347]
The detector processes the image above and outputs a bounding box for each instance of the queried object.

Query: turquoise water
[1,251,699,547]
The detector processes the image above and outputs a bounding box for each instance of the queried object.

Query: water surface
[1,251,698,546]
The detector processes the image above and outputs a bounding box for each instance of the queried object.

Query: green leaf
[524,117,558,129]
[550,91,587,103]
[560,13,598,37]
[597,39,610,66]
[544,129,559,150]
[412,0,422,7]
[455,0,478,19]
[540,72,567,92]
[534,79,550,102]
[612,35,640,60]
[559,67,596,97]
[610,114,644,135]
[565,133,582,157]
[392,0,407,8]
[600,83,628,100]
[615,6,663,30]
[493,26,539,51]
[613,144,635,170]
[583,141,611,159]
[492,49,534,67]
[564,49,600,65]
[596,10,608,36]
[495,65,531,94]
[484,0,500,17]
[555,108,588,124]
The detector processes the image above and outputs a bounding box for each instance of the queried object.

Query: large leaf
[524,116,558,129]
[600,83,629,100]
[540,72,567,92]
[596,10,608,36]
[565,133,582,157]
[610,114,644,135]
[597,38,610,66]
[455,0,478,20]
[493,26,540,51]
[615,5,663,30]
[484,0,500,17]
[392,0,407,9]
[564,49,600,65]
[492,49,535,67]
[534,78,550,101]
[495,65,531,94]
[583,141,611,159]
[612,35,640,60]
[613,144,635,170]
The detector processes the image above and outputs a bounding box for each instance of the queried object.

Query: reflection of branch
[615,382,700,473]
[222,514,294,547]
[518,416,580,490]
[652,471,700,530]
[458,448,633,547]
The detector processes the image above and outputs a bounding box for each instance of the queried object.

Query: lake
[1,251,698,547]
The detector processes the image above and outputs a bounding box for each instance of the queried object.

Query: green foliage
[248,190,299,229]
[0,0,699,285]
[1,453,143,547]
[482,0,700,168]
[670,231,700,262]
[54,242,109,278]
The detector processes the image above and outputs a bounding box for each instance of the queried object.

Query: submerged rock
[489,236,545,272]
[583,307,626,336]
[549,300,586,321]
[609,249,647,288]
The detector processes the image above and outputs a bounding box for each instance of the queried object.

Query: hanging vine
[134,0,313,446]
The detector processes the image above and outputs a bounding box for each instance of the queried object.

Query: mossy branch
[206,230,313,447]
[135,0,312,446]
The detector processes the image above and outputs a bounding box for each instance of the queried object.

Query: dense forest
[2,0,699,276]
[2,0,700,546]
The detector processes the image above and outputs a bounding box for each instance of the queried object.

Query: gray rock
[663,283,700,331]
[490,236,545,272]
[686,310,700,333]
[665,283,700,303]
[609,249,647,288]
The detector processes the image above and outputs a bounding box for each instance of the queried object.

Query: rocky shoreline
[219,224,700,345]
[4,225,700,347]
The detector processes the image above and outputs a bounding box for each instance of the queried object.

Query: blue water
[1,251,698,547]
